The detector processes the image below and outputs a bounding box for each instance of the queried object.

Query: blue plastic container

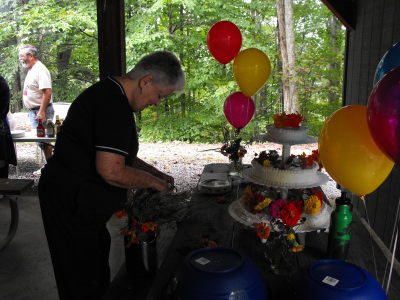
[294,260,387,299]
[173,247,268,299]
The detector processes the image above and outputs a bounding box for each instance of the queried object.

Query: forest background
[0,0,345,143]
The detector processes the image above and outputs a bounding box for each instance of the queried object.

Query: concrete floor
[0,192,125,300]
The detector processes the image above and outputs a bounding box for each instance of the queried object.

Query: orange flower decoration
[242,185,253,204]
[311,149,323,171]
[115,209,126,219]
[273,112,305,128]
[256,222,271,240]
[141,222,156,233]
[272,112,287,128]
[238,149,247,158]
[306,154,314,166]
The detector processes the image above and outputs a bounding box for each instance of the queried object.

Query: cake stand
[248,132,328,189]
[255,132,318,163]
[229,131,331,242]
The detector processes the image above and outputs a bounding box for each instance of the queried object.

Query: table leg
[0,195,19,252]
[14,142,18,177]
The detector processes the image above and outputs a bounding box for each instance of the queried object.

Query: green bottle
[326,192,352,261]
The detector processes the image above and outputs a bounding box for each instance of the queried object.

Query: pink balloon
[223,92,255,129]
[367,65,400,165]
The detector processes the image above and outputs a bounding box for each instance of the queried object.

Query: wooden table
[0,178,34,251]
[104,164,400,300]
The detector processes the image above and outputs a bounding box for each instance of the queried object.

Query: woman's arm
[95,151,173,191]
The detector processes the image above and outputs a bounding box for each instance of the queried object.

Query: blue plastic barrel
[294,260,387,299]
[173,247,268,299]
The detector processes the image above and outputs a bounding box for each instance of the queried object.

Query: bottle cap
[335,191,351,206]
[47,119,52,122]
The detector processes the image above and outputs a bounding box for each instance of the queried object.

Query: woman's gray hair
[19,44,39,58]
[127,51,185,93]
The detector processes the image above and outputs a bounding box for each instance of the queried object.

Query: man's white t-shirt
[23,60,52,109]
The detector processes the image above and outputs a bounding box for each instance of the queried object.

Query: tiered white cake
[265,125,309,143]
[230,114,331,232]
[248,159,320,187]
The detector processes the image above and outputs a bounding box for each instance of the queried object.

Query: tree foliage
[0,0,345,143]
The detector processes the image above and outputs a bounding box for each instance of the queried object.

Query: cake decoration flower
[311,149,323,171]
[255,149,324,171]
[263,159,271,167]
[304,195,322,215]
[272,111,305,128]
[269,199,287,219]
[281,202,302,227]
[254,198,272,211]
[256,222,271,240]
[246,185,327,254]
[272,112,287,128]
[287,232,295,241]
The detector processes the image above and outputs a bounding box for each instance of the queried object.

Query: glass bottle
[46,119,55,137]
[326,192,353,261]
[55,115,62,135]
[36,115,46,137]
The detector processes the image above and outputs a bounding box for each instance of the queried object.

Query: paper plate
[11,130,26,138]
[197,179,232,194]
[242,167,329,189]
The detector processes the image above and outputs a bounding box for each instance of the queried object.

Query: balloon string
[382,194,400,293]
[225,64,236,136]
[224,65,240,136]
[362,199,379,282]
[386,227,398,295]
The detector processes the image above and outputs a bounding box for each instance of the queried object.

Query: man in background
[18,44,54,166]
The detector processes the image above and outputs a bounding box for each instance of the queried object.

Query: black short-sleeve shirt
[42,77,139,223]
[54,76,138,179]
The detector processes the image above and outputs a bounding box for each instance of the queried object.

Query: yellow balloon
[319,105,394,197]
[233,48,271,97]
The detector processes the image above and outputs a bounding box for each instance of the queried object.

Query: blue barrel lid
[190,247,243,273]
[309,260,367,291]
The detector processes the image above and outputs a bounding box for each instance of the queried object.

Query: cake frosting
[266,125,309,143]
[301,202,331,228]
[249,158,319,187]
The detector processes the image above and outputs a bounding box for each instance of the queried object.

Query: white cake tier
[266,125,309,143]
[248,158,319,187]
[228,198,333,232]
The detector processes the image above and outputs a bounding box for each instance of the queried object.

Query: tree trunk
[179,5,186,118]
[327,16,342,114]
[276,0,290,113]
[284,0,299,113]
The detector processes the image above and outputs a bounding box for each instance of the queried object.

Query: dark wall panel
[343,0,400,260]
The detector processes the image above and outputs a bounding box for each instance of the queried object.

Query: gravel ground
[9,142,341,200]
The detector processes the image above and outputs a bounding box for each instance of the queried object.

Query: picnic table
[0,179,34,251]
[104,164,400,299]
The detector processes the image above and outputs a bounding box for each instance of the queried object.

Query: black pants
[38,172,111,300]
[0,165,9,178]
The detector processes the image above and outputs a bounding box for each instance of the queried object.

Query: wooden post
[96,0,126,79]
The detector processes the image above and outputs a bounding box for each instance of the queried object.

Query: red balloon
[223,92,255,129]
[367,66,400,165]
[207,21,242,65]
